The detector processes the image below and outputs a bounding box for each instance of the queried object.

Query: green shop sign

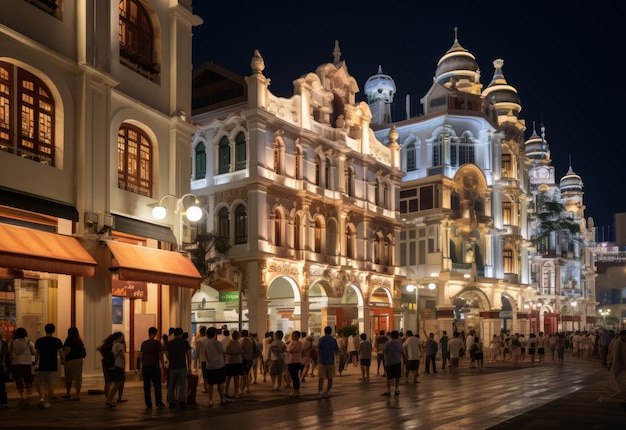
[219,291,239,302]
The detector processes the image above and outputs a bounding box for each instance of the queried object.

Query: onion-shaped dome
[435,30,480,86]
[364,65,396,104]
[560,166,583,193]
[524,125,550,161]
[482,59,521,116]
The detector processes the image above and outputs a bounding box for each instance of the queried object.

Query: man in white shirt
[194,326,208,393]
[403,330,421,383]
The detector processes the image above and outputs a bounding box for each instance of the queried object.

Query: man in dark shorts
[358,333,372,382]
[139,327,165,409]
[34,323,64,408]
[165,328,191,408]
[203,327,228,406]
[382,330,403,396]
[375,331,388,376]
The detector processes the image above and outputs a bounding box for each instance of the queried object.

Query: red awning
[0,223,96,277]
[105,240,202,289]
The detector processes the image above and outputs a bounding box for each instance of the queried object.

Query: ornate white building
[368,32,596,339]
[191,43,404,336]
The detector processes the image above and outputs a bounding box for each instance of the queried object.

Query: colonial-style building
[0,0,202,385]
[190,43,404,337]
[367,32,596,340]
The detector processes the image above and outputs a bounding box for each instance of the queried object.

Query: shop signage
[112,279,148,300]
[219,291,239,303]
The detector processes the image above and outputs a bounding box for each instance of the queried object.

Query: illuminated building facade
[0,0,202,385]
[191,44,404,336]
[368,33,596,339]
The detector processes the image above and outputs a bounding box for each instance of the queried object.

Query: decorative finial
[389,124,398,144]
[333,40,341,64]
[378,65,383,74]
[251,49,265,74]
[493,58,504,70]
[454,26,459,41]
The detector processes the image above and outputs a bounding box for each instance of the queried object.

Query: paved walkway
[1,353,624,429]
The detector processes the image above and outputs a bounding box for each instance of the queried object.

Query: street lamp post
[599,308,610,328]
[406,274,437,334]
[151,193,203,250]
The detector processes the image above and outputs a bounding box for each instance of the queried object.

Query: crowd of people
[0,323,625,410]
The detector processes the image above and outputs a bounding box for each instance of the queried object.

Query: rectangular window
[409,242,416,266]
[502,153,512,177]
[433,144,441,166]
[503,249,513,273]
[420,186,433,210]
[502,201,512,225]
[418,240,426,264]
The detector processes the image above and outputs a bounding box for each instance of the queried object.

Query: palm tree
[189,232,231,282]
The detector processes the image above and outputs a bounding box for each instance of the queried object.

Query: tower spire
[333,40,341,64]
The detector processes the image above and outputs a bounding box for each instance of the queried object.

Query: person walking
[439,331,449,370]
[473,336,484,371]
[62,327,86,401]
[424,333,438,374]
[269,330,286,391]
[556,332,566,366]
[0,330,9,408]
[139,327,165,409]
[9,327,35,406]
[358,333,372,382]
[608,329,626,403]
[224,330,243,398]
[382,330,403,396]
[316,326,338,398]
[240,329,254,395]
[203,326,228,407]
[165,327,192,408]
[375,330,388,376]
[194,326,208,394]
[104,332,126,407]
[286,330,302,396]
[34,323,65,408]
[448,331,464,374]
[403,330,421,384]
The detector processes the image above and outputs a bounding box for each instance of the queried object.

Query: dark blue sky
[191,1,622,238]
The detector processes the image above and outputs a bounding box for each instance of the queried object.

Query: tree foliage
[534,196,580,245]
[189,232,231,280]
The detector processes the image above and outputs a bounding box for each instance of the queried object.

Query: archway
[267,275,301,333]
[308,281,329,337]
[369,287,393,338]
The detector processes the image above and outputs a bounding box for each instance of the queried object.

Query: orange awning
[105,240,202,289]
[0,223,97,277]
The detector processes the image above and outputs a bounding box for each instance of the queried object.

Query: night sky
[191,1,623,239]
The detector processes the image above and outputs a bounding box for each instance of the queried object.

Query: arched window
[235,132,246,170]
[0,62,55,166]
[314,218,323,253]
[119,0,158,80]
[218,207,229,240]
[406,143,416,171]
[274,209,282,247]
[315,155,321,186]
[195,141,206,180]
[346,225,355,259]
[117,123,152,196]
[325,157,331,189]
[234,204,247,244]
[218,136,230,174]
